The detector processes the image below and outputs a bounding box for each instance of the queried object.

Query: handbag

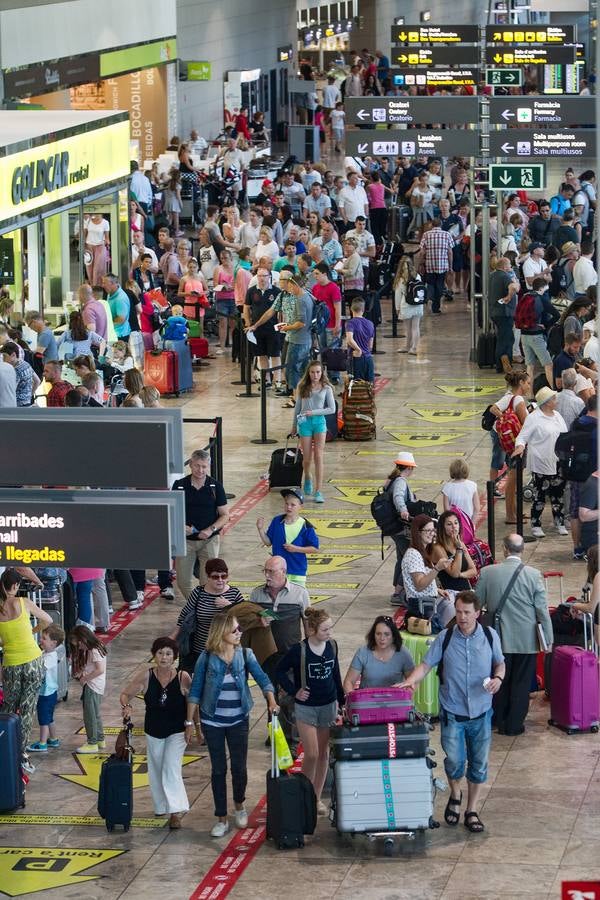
[407,616,431,636]
[407,499,438,519]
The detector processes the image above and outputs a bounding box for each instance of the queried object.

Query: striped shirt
[177,586,244,654]
[201,672,244,727]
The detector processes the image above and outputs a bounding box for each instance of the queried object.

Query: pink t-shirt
[366,182,385,210]
[69,568,105,583]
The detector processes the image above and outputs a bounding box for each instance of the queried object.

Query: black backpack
[370,485,402,537]
[549,259,573,299]
[555,422,596,482]
[481,404,497,432]
[310,298,330,335]
[404,278,427,306]
[546,321,564,358]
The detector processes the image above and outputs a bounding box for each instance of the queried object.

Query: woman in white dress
[393,256,424,356]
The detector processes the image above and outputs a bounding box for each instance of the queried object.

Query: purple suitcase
[345,687,415,726]
[549,626,600,734]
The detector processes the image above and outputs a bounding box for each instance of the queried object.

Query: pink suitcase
[549,614,600,734]
[345,687,415,726]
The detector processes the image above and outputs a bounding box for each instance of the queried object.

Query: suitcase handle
[543,571,564,578]
[283,436,300,466]
[270,712,280,779]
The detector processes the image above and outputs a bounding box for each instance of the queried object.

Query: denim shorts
[440,707,492,784]
[216,298,237,318]
[37,691,58,726]
[521,333,551,367]
[295,699,338,728]
[298,414,327,437]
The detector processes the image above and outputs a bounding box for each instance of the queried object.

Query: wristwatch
[184,720,195,727]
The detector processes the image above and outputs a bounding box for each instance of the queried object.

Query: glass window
[0,222,40,322]
[41,207,81,323]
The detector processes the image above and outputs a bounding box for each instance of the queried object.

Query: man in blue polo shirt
[102,274,131,340]
[400,590,505,836]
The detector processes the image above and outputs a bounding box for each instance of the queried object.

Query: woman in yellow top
[0,569,52,773]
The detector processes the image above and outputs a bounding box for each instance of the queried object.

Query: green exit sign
[489,164,545,190]
[485,68,523,86]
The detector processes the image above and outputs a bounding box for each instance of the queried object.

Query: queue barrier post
[250,364,285,445]
[236,331,258,398]
[515,455,536,543]
[231,312,246,386]
[486,480,495,560]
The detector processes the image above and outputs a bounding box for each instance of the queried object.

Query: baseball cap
[262,178,273,188]
[529,242,545,252]
[280,488,304,503]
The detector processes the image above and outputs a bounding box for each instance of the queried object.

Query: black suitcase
[388,206,410,242]
[321,347,348,372]
[326,398,339,442]
[330,721,430,761]
[268,438,304,490]
[266,714,317,849]
[98,754,133,832]
[476,331,496,369]
[0,713,25,811]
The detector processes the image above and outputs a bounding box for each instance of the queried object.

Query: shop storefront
[0,110,130,324]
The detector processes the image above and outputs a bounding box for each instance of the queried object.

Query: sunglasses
[231,626,242,634]
[210,572,228,579]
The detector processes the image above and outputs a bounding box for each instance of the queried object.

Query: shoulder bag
[483,563,524,636]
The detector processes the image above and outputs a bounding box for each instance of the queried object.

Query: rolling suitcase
[189,337,209,361]
[332,757,435,834]
[266,713,316,849]
[144,349,179,397]
[476,331,496,369]
[325,398,338,442]
[342,379,376,441]
[268,438,304,490]
[330,721,429,761]
[0,713,25,811]
[549,614,600,735]
[400,632,440,718]
[98,722,134,831]
[163,338,194,392]
[345,687,414,726]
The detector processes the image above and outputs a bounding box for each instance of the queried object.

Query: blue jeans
[440,707,492,784]
[349,354,374,383]
[285,341,311,390]
[493,316,514,370]
[202,719,249,817]
[426,272,446,312]
[74,580,93,625]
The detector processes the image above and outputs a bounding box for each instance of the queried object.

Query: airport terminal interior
[0,0,598,898]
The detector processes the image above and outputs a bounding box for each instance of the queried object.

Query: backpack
[449,505,475,545]
[555,425,596,482]
[549,259,574,299]
[370,485,403,537]
[481,404,497,432]
[310,298,330,335]
[494,396,521,453]
[514,292,538,330]
[546,321,564,358]
[437,625,494,685]
[404,277,427,306]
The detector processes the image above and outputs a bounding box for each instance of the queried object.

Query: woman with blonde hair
[276,607,344,816]
[186,609,277,837]
[393,255,424,355]
[123,368,145,407]
[292,360,336,503]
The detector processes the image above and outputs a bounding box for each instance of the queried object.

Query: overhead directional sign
[391,68,478,88]
[489,129,596,159]
[346,129,478,159]
[391,25,479,44]
[393,46,479,66]
[345,96,478,126]
[486,46,576,65]
[485,25,575,44]
[486,68,523,86]
[489,164,545,191]
[488,96,595,126]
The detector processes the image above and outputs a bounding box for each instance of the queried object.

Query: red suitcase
[345,687,415,726]
[189,337,209,360]
[549,615,600,734]
[144,350,179,396]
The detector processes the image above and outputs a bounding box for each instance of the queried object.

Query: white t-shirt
[239,222,261,249]
[573,257,598,294]
[522,255,546,285]
[83,647,106,695]
[40,650,58,697]
[331,110,345,131]
[496,391,525,414]
[198,245,219,282]
[584,335,600,366]
[253,240,280,262]
[515,407,567,475]
[441,479,478,520]
[85,218,110,246]
[323,84,341,107]
[401,548,438,600]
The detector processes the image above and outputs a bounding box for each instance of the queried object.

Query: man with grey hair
[556,368,586,427]
[171,449,229,599]
[475,534,553,736]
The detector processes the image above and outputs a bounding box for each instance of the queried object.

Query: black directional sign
[391,25,479,44]
[390,68,479,89]
[485,25,575,44]
[489,130,596,159]
[486,68,523,87]
[393,46,479,66]
[489,96,595,127]
[346,130,479,159]
[345,96,478,126]
[486,46,576,65]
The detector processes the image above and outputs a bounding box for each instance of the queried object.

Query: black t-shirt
[172,475,227,536]
[489,270,513,319]
[125,289,141,333]
[579,474,598,551]
[245,286,279,333]
[553,349,577,384]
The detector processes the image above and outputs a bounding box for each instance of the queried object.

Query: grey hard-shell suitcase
[332,757,435,833]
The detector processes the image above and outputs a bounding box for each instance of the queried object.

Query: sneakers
[97,740,107,750]
[210,820,230,838]
[531,526,545,538]
[234,808,248,828]
[390,592,406,606]
[47,738,60,749]
[127,598,143,611]
[555,523,569,536]
[77,743,99,754]
[21,759,36,775]
[314,491,325,503]
[304,479,313,496]
[573,546,587,561]
[108,605,114,615]
[75,619,95,631]
[317,800,328,816]
[160,587,175,600]
[27,742,47,752]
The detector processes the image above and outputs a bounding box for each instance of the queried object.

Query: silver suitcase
[55,643,70,702]
[333,757,435,834]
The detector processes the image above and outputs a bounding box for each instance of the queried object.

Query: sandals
[464,810,485,833]
[444,792,462,826]
[282,399,295,408]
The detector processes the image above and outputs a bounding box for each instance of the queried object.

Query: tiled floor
[4,298,598,900]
